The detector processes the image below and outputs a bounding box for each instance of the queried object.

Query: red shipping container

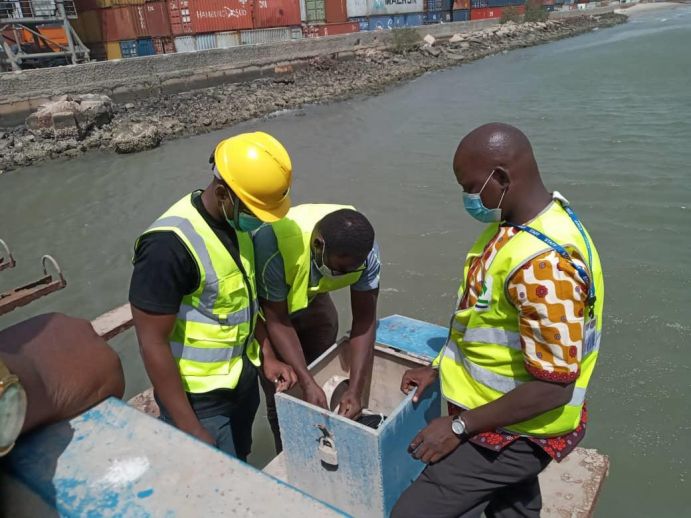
[167,0,253,35]
[304,21,359,38]
[542,0,556,5]
[141,2,172,37]
[324,0,347,24]
[453,0,470,9]
[470,5,524,20]
[101,6,148,42]
[153,36,176,53]
[253,0,301,29]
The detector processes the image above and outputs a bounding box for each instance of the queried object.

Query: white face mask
[313,242,338,279]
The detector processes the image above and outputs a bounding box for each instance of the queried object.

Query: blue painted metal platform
[1,398,346,517]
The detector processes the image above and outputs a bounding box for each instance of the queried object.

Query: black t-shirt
[129,190,240,315]
[129,191,254,409]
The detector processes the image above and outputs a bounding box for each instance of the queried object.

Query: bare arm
[260,298,328,408]
[131,305,214,445]
[255,317,297,393]
[338,288,378,418]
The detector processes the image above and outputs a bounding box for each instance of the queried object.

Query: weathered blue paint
[349,16,370,31]
[1,398,346,517]
[404,12,425,27]
[368,15,395,31]
[119,40,138,59]
[375,314,448,362]
[277,316,444,517]
[452,9,470,21]
[424,10,452,23]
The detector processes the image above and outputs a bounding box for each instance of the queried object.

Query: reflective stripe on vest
[437,199,604,437]
[139,193,259,393]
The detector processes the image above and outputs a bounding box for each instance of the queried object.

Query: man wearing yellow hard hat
[129,132,297,460]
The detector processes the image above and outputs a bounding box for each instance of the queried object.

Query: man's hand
[302,379,328,409]
[263,357,298,393]
[337,389,363,419]
[408,416,461,464]
[187,424,216,447]
[401,365,438,403]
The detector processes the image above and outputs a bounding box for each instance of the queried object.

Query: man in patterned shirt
[392,123,604,518]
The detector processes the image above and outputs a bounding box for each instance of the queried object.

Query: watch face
[452,418,465,436]
[0,381,27,455]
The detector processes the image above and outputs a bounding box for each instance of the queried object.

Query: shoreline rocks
[0,13,626,174]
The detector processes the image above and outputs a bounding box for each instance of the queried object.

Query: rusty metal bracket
[0,255,67,316]
[0,239,16,272]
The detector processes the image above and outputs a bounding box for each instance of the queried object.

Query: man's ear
[494,167,510,189]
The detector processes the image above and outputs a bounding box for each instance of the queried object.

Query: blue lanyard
[507,206,596,312]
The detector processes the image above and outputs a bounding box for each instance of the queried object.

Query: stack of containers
[345,0,426,31]
[424,0,452,24]
[452,0,470,21]
[71,0,173,59]
[469,0,526,20]
[302,0,362,37]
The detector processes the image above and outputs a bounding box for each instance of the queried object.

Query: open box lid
[375,315,448,363]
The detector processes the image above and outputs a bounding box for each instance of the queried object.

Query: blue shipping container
[119,40,137,59]
[349,16,370,31]
[425,0,453,10]
[137,38,155,57]
[452,9,469,21]
[393,14,406,28]
[404,12,425,27]
[545,4,556,11]
[425,10,452,23]
[368,15,395,30]
[472,0,524,7]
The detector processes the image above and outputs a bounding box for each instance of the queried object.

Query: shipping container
[75,6,148,42]
[367,15,393,30]
[304,21,359,37]
[173,34,196,51]
[195,32,217,49]
[137,37,156,55]
[348,16,369,31]
[404,12,424,26]
[152,35,176,53]
[469,4,524,18]
[345,0,367,18]
[71,10,102,44]
[451,8,468,20]
[141,2,172,38]
[325,0,347,23]
[425,0,452,11]
[119,39,138,57]
[452,0,469,9]
[424,10,451,23]
[253,0,302,28]
[304,0,325,22]
[368,0,424,15]
[216,30,240,47]
[544,3,555,10]
[542,0,556,5]
[74,0,145,10]
[167,0,253,36]
[471,0,524,8]
[240,27,302,44]
[105,40,123,59]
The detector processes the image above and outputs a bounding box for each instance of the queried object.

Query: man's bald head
[453,123,549,224]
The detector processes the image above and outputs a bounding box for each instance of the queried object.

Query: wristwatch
[451,415,468,438]
[0,359,27,457]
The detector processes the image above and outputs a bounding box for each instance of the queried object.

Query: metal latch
[317,425,338,468]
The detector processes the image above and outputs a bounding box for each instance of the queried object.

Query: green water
[1,6,689,515]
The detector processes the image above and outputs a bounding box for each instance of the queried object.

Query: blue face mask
[222,189,263,232]
[462,170,507,223]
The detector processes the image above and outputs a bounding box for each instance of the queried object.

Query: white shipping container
[346,0,368,18]
[348,0,423,16]
[216,31,241,49]
[174,36,196,53]
[195,33,217,51]
[31,0,55,16]
[239,27,302,46]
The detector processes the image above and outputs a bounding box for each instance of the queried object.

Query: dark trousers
[260,293,339,454]
[158,359,260,462]
[392,438,552,518]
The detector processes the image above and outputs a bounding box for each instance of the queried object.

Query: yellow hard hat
[214,132,292,222]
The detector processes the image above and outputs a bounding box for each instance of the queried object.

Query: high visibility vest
[137,193,260,393]
[436,200,604,437]
[271,204,364,315]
